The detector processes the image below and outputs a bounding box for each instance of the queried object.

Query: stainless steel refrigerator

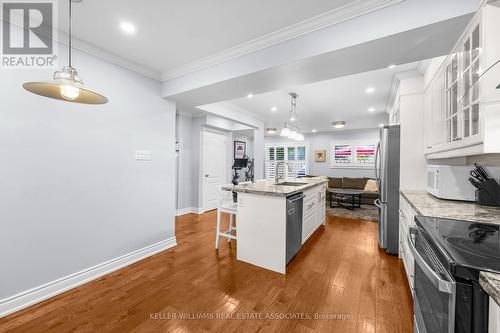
[374,125,400,255]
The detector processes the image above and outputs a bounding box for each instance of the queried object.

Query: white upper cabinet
[424,4,500,159]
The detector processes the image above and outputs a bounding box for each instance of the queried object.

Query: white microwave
[426,165,475,201]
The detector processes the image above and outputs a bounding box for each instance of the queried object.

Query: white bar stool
[215,182,251,249]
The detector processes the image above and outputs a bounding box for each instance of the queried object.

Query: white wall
[176,113,194,212]
[265,129,380,178]
[0,44,176,308]
[396,76,427,190]
[196,102,265,179]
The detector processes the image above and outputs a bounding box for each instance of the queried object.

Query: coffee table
[328,189,364,210]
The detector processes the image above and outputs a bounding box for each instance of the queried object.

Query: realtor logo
[1,0,58,68]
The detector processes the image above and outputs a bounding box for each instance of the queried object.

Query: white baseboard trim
[0,237,177,318]
[176,207,205,216]
[193,207,205,214]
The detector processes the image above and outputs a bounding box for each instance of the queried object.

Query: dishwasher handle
[287,194,305,203]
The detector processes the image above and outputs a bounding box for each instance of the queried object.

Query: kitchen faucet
[275,161,289,184]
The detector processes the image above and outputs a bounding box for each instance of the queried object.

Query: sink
[276,181,307,187]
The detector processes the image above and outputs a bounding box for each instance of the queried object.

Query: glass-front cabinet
[443,21,481,145]
[422,4,500,159]
[445,54,459,143]
[460,23,481,141]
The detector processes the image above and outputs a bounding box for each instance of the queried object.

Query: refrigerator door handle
[374,142,380,181]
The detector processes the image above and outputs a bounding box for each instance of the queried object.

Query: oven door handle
[407,231,454,294]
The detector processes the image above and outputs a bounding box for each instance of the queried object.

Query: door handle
[407,230,454,293]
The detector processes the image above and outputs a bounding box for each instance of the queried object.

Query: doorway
[202,130,228,212]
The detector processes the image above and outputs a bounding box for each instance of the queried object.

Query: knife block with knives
[469,163,500,206]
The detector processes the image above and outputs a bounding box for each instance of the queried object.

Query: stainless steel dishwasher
[286,193,304,264]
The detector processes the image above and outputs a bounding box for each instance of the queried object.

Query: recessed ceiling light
[368,107,376,112]
[120,22,136,34]
[266,128,277,134]
[247,93,253,99]
[366,87,375,94]
[312,129,317,133]
[388,64,396,69]
[332,121,346,129]
[270,107,277,112]
[290,116,296,122]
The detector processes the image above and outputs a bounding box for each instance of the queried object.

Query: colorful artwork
[355,144,376,165]
[333,145,352,165]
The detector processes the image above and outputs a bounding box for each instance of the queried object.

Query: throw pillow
[364,179,379,192]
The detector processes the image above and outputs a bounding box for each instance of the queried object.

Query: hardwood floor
[0,212,413,332]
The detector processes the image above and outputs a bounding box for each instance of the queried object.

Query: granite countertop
[401,190,500,302]
[480,272,500,306]
[400,190,500,225]
[222,176,328,197]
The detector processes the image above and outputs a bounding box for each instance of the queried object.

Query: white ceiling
[223,61,423,133]
[61,0,355,75]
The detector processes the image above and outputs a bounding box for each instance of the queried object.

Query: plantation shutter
[265,146,276,179]
[265,143,309,179]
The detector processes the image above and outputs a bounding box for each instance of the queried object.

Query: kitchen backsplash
[467,154,500,167]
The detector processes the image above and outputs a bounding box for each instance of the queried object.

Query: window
[331,143,376,168]
[265,143,309,179]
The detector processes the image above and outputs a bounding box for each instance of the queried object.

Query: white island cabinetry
[302,184,326,244]
[490,297,500,333]
[229,177,327,274]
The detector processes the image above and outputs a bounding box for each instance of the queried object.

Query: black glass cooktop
[415,216,500,275]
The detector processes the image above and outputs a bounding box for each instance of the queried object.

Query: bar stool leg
[228,214,233,243]
[215,209,221,249]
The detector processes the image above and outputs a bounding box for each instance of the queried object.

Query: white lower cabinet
[399,194,417,293]
[490,298,500,333]
[302,184,326,244]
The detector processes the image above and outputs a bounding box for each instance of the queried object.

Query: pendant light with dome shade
[280,93,305,140]
[23,0,108,104]
[280,124,291,137]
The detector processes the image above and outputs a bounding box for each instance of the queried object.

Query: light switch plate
[135,150,152,161]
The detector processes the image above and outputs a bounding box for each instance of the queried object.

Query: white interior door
[202,130,227,211]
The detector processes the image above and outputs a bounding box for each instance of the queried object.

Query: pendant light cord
[459,58,500,105]
[68,0,72,68]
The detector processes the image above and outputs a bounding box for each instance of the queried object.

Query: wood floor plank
[0,213,413,332]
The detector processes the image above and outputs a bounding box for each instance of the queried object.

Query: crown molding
[160,0,404,81]
[1,16,161,81]
[58,32,161,81]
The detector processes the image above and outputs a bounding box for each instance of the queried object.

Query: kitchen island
[223,177,327,274]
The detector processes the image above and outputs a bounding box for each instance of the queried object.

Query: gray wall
[176,115,259,211]
[265,129,380,178]
[0,43,176,299]
[176,113,194,211]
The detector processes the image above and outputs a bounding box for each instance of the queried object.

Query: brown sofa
[327,177,379,205]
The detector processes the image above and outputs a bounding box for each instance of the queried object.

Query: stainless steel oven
[408,227,456,333]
